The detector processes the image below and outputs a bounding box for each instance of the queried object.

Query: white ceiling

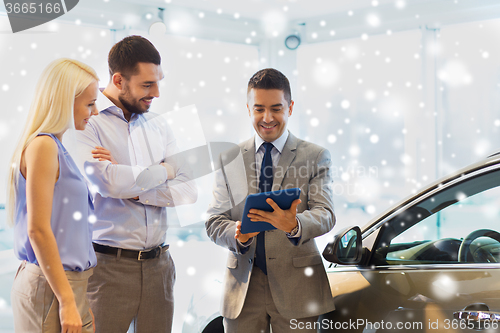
[156,0,398,20]
[117,0,403,20]
[39,0,500,44]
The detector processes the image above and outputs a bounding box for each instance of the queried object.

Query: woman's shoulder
[25,135,59,162]
[28,134,58,151]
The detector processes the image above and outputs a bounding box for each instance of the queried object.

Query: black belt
[93,243,169,261]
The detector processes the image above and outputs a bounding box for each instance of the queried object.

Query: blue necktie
[255,142,273,275]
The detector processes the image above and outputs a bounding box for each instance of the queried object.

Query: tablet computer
[240,188,301,234]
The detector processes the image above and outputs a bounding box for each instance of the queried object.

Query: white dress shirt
[238,130,302,248]
[71,91,197,250]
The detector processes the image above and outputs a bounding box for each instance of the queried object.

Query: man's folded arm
[75,124,168,199]
[137,171,198,207]
[136,127,198,207]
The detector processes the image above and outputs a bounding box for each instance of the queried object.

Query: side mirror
[323,226,362,264]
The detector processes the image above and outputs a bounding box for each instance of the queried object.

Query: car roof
[361,153,500,233]
[488,150,500,158]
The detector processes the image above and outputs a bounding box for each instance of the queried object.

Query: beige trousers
[87,250,176,333]
[11,261,94,333]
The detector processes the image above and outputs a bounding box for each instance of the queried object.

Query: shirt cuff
[237,238,254,254]
[138,190,156,206]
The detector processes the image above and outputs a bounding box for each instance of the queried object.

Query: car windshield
[372,168,500,265]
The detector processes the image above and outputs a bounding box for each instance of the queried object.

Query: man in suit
[206,68,335,332]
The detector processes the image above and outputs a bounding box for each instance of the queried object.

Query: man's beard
[118,86,150,115]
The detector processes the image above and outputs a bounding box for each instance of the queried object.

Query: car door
[322,166,500,332]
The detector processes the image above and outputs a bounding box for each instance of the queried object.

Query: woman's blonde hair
[6,58,99,226]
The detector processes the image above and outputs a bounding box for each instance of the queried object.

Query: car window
[371,169,500,265]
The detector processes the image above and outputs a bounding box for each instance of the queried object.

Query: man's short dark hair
[247,68,292,104]
[108,35,161,79]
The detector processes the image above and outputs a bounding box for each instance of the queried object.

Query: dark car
[321,152,500,332]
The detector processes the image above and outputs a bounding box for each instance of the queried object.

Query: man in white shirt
[73,35,197,333]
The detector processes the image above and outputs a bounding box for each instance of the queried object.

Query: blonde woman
[7,58,99,333]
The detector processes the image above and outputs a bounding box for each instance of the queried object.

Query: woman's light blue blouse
[14,133,97,271]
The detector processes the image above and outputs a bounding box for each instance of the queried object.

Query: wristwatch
[286,223,299,238]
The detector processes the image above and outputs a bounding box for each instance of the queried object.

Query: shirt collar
[254,130,289,154]
[96,89,139,122]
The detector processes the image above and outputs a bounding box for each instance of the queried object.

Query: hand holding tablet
[241,188,301,234]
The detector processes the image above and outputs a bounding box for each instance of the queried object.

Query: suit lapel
[242,137,259,195]
[272,132,298,191]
